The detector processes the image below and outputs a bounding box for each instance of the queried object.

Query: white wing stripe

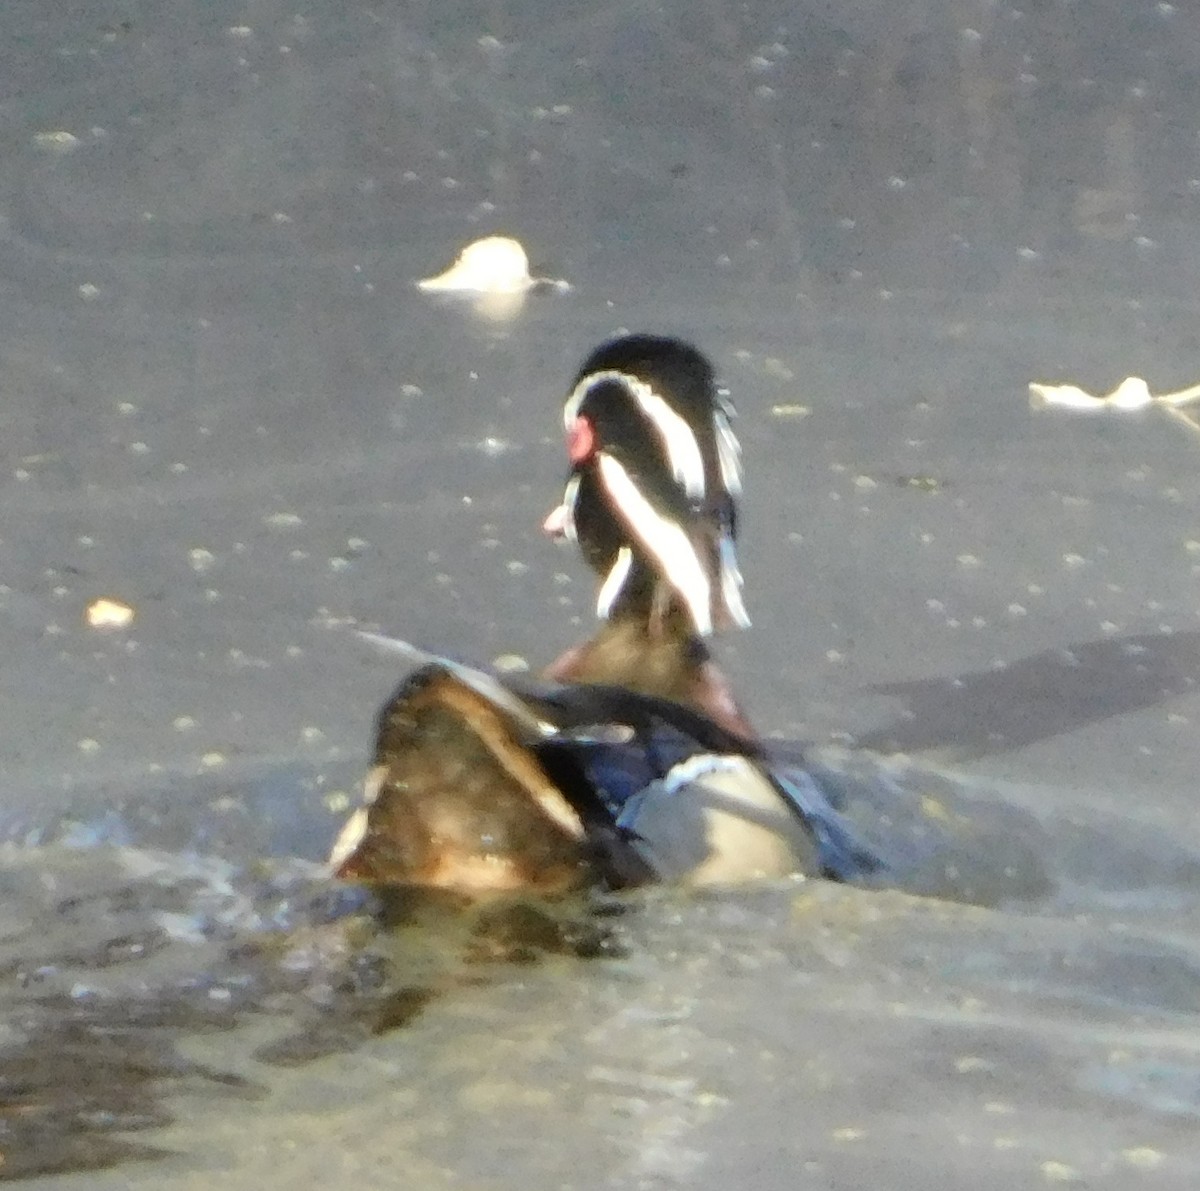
[713,407,743,496]
[718,536,751,628]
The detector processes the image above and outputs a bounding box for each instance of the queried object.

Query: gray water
[5,1,1200,1186]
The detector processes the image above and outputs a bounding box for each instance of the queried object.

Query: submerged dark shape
[332,336,884,894]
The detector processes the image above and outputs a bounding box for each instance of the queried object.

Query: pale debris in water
[416,236,569,322]
[34,130,80,153]
[85,597,135,629]
[492,653,530,673]
[418,236,538,295]
[1031,375,1200,441]
[1030,376,1200,415]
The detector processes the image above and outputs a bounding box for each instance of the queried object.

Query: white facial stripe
[561,473,580,542]
[596,544,634,619]
[596,453,713,636]
[713,407,743,496]
[566,369,706,501]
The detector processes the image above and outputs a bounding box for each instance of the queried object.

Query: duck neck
[542,615,757,741]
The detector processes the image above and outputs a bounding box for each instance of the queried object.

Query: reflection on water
[5,741,1200,1183]
[0,841,630,1181]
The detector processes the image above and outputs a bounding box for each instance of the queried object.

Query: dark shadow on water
[859,631,1200,760]
[0,875,624,1182]
[251,889,626,1067]
[0,994,262,1181]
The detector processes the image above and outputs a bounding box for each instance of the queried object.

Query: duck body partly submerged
[330,333,883,898]
[329,635,884,895]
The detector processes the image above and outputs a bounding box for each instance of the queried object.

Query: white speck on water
[189,548,216,573]
[263,512,303,528]
[506,560,529,576]
[86,597,134,629]
[324,790,351,813]
[78,738,100,753]
[1039,1160,1080,1184]
[173,716,196,732]
[492,654,530,673]
[201,752,226,769]
[956,554,981,568]
[34,130,80,152]
[78,283,101,300]
[1062,553,1087,568]
[475,436,513,457]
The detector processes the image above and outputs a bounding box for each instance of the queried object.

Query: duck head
[543,334,749,637]
[543,336,755,737]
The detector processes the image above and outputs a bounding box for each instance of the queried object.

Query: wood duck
[330,336,881,896]
[541,334,753,739]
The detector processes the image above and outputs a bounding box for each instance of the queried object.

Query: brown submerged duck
[330,336,877,896]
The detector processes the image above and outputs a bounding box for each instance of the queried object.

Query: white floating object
[418,236,535,295]
[1029,376,1200,414]
[34,130,80,154]
[86,597,135,629]
[416,236,569,322]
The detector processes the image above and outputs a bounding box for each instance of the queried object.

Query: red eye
[566,416,595,464]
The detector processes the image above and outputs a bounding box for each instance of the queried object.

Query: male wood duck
[330,336,880,896]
